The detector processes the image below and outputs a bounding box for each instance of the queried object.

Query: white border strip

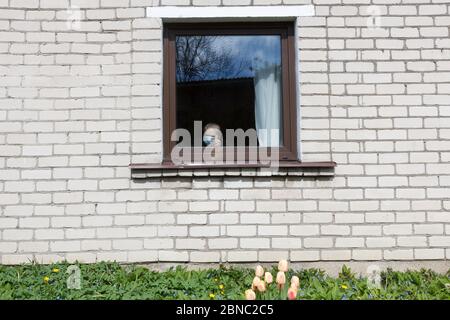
[146,5,315,19]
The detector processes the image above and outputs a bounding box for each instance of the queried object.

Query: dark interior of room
[176,77,256,146]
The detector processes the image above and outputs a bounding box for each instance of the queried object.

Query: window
[163,22,297,163]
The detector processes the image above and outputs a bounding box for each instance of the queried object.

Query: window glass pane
[175,35,283,147]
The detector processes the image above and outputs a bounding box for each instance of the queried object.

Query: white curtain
[253,64,282,147]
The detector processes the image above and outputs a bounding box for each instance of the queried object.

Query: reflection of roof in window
[177,76,254,85]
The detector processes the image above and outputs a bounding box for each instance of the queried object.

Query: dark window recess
[177,77,256,146]
[163,22,299,162]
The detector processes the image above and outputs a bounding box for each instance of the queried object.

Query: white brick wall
[0,0,449,265]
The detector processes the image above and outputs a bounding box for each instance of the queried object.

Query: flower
[209,293,215,299]
[245,289,256,300]
[52,268,60,273]
[276,271,286,289]
[43,276,50,283]
[264,272,273,284]
[291,276,300,289]
[341,284,348,290]
[257,280,266,293]
[214,278,218,282]
[252,276,261,290]
[219,284,224,290]
[287,286,297,300]
[255,265,264,277]
[278,259,289,272]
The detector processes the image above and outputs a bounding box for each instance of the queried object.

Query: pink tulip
[278,259,289,272]
[287,286,297,300]
[252,276,261,290]
[245,289,256,300]
[255,265,264,278]
[264,272,273,284]
[276,271,286,289]
[291,276,300,288]
[257,280,266,293]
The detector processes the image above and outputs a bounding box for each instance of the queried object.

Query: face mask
[203,135,215,146]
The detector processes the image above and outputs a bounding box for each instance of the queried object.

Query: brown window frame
[163,21,298,163]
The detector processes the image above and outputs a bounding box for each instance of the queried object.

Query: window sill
[130,161,336,179]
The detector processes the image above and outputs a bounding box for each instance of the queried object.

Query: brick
[158,250,189,262]
[83,216,113,227]
[414,224,444,235]
[225,201,255,212]
[291,250,320,262]
[321,225,350,236]
[304,238,333,249]
[240,189,270,200]
[112,239,143,250]
[144,239,173,249]
[40,0,69,8]
[96,252,127,262]
[18,241,49,253]
[353,226,382,236]
[259,251,289,262]
[398,236,427,247]
[66,228,95,239]
[158,226,187,237]
[208,238,238,249]
[81,240,111,251]
[258,225,288,236]
[190,252,220,263]
[321,250,352,261]
[227,226,256,237]
[414,248,445,260]
[189,201,219,212]
[241,238,270,249]
[129,251,159,262]
[429,236,450,247]
[227,251,257,262]
[272,237,302,249]
[127,226,157,238]
[352,250,382,261]
[97,227,126,239]
[190,226,219,237]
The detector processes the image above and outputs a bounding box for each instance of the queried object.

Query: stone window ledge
[130,161,336,179]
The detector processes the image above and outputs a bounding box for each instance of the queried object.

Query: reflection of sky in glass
[176,35,281,82]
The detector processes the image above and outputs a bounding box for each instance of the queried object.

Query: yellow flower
[214,278,218,282]
[221,291,225,295]
[209,293,215,299]
[341,284,348,290]
[219,284,224,290]
[43,276,50,283]
[52,268,60,273]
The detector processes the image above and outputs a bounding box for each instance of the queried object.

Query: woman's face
[203,134,215,146]
[203,126,222,146]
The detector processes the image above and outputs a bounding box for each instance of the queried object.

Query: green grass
[0,262,448,300]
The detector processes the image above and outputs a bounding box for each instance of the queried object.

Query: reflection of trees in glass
[176,36,251,82]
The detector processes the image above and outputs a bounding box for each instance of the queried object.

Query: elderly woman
[202,123,223,147]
